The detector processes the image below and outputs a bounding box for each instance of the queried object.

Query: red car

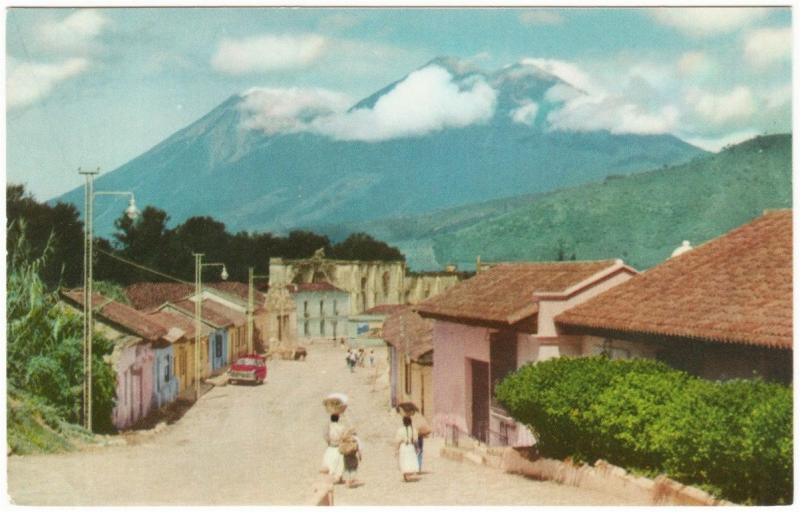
[228,354,267,385]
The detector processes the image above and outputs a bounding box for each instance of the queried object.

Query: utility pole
[79,168,98,431]
[194,253,228,401]
[80,168,139,431]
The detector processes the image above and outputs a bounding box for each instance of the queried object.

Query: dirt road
[7,343,645,505]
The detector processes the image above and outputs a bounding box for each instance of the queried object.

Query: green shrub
[495,356,793,505]
[7,221,117,434]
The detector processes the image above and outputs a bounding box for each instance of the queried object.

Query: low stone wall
[441,444,733,506]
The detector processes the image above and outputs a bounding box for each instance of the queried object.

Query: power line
[95,247,191,284]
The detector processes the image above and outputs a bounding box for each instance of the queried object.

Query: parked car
[228,354,267,385]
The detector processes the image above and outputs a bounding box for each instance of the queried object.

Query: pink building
[416,260,636,447]
[62,290,168,430]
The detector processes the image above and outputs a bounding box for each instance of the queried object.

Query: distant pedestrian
[347,350,357,372]
[322,414,346,483]
[340,337,346,348]
[357,348,366,367]
[369,349,375,368]
[395,416,419,481]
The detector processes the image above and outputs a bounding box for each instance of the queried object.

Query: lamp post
[194,253,228,401]
[80,168,140,431]
[247,267,269,354]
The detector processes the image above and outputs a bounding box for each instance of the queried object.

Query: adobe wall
[432,320,490,438]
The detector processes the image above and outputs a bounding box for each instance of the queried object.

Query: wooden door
[470,359,490,442]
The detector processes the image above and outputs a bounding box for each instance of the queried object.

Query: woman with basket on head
[394,415,419,482]
[321,394,349,483]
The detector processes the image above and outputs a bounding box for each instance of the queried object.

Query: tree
[112,206,172,284]
[331,232,404,261]
[7,222,116,432]
[6,184,84,287]
[277,230,332,259]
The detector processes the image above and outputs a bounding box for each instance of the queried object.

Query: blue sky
[6,7,793,200]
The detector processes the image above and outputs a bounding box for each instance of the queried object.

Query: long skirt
[323,446,345,480]
[398,443,419,475]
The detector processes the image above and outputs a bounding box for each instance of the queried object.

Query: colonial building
[415,259,637,446]
[61,290,178,430]
[263,282,297,348]
[383,306,435,419]
[268,253,463,314]
[289,282,351,340]
[556,210,793,384]
[125,282,268,353]
[147,308,209,399]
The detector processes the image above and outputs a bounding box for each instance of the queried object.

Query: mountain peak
[421,56,485,77]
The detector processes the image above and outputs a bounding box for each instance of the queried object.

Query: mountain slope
[53,57,704,236]
[407,134,791,270]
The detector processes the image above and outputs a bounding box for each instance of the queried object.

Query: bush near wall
[495,356,793,505]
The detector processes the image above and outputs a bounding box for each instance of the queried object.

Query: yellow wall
[175,334,209,395]
[397,357,434,420]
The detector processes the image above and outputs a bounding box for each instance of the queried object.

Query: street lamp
[247,267,270,355]
[79,168,140,431]
[193,253,228,401]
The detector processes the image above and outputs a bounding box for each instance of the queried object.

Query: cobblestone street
[7,343,645,505]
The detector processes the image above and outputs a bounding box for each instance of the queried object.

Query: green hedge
[495,356,792,505]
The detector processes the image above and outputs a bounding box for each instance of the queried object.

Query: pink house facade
[111,338,156,430]
[416,260,638,447]
[62,290,170,431]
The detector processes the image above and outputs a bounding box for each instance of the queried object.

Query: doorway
[470,359,490,442]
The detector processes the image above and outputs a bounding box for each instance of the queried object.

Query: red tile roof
[287,282,347,293]
[171,298,243,328]
[556,210,792,349]
[125,282,264,311]
[125,283,194,310]
[147,310,192,339]
[416,260,621,325]
[62,289,166,341]
[364,304,406,315]
[382,306,434,360]
[152,306,213,337]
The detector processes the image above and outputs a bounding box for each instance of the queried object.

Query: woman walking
[322,414,346,483]
[394,416,419,481]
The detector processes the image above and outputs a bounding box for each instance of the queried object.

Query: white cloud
[7,57,89,109]
[682,129,761,152]
[687,86,756,126]
[744,27,792,68]
[520,58,596,93]
[239,87,352,135]
[763,84,792,110]
[519,10,564,26]
[648,7,769,37]
[547,93,679,135]
[510,100,539,126]
[544,83,581,103]
[311,65,497,141]
[36,9,109,53]
[676,51,711,76]
[240,65,497,142]
[211,34,328,74]
[524,57,678,135]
